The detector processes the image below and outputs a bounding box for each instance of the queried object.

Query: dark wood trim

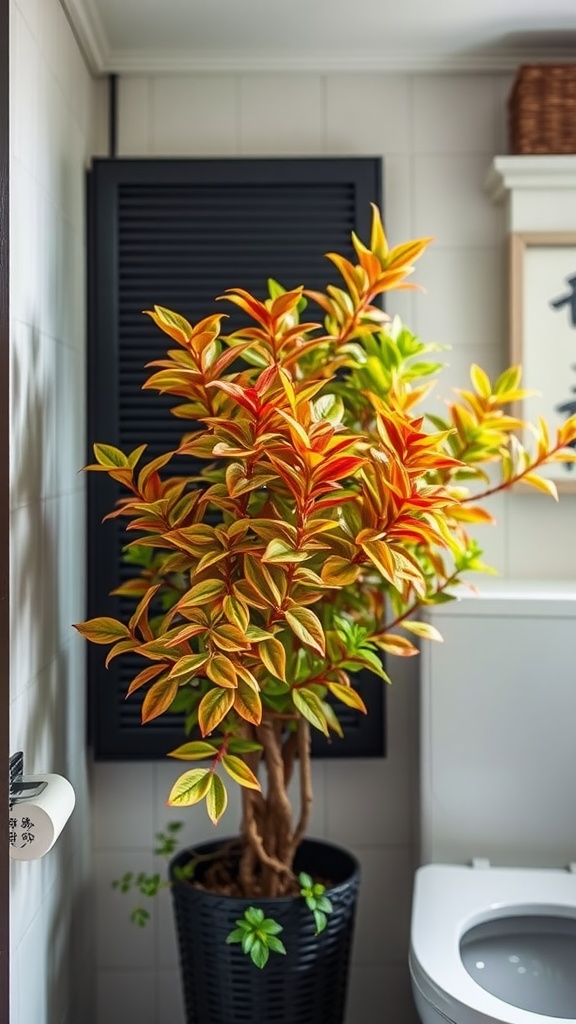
[0,0,9,1014]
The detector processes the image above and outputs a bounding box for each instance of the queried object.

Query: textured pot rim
[169,834,361,903]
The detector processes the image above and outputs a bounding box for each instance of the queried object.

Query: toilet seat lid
[410,864,576,1024]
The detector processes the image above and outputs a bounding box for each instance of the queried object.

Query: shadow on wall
[10,319,95,1023]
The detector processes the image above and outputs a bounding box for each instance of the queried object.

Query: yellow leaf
[320,556,360,587]
[401,621,444,642]
[470,364,492,398]
[522,473,558,499]
[144,305,193,347]
[222,594,250,634]
[221,755,261,791]
[178,578,227,609]
[450,504,495,524]
[167,768,212,807]
[206,775,228,824]
[369,203,388,262]
[327,682,367,713]
[93,443,129,468]
[371,633,419,657]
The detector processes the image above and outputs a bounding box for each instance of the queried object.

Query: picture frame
[510,231,576,492]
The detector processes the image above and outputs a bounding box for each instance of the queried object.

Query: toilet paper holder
[9,751,76,860]
[9,751,47,805]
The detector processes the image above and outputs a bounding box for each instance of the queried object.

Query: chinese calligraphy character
[550,274,576,327]
[556,364,576,470]
[20,816,34,830]
[9,831,17,847]
[9,817,17,829]
[21,832,35,844]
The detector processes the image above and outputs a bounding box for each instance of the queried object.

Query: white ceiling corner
[63,0,576,77]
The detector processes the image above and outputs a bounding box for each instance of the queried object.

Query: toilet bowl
[410,863,576,1024]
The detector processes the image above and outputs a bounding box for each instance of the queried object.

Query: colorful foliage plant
[75,206,576,898]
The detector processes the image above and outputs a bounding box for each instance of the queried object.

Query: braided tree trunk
[239,714,312,898]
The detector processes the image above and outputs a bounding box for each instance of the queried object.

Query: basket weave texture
[509,64,576,155]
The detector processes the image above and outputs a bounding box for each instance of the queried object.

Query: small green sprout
[226,907,286,969]
[298,871,333,935]
[111,821,185,926]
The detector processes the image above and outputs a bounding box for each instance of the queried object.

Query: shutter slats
[88,157,385,760]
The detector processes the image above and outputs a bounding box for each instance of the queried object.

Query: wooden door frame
[0,0,10,1014]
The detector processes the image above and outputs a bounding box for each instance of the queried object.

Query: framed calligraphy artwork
[510,232,576,492]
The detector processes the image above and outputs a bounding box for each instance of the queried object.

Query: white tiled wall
[9,1,105,1022]
[91,69,576,1024]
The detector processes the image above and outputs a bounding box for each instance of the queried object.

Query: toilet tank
[419,579,576,869]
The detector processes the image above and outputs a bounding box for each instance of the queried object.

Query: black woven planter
[169,837,360,1024]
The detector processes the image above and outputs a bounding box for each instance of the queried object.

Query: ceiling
[64,0,576,75]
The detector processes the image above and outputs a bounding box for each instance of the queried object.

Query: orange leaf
[198,687,235,735]
[105,638,139,667]
[126,662,167,695]
[284,606,325,656]
[73,617,132,645]
[206,655,238,689]
[233,677,262,726]
[258,637,287,681]
[141,677,179,723]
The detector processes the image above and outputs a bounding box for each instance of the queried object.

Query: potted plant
[75,206,576,1024]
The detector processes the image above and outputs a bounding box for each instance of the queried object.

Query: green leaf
[292,687,329,735]
[245,907,265,926]
[227,737,264,755]
[250,940,270,969]
[315,895,333,913]
[266,935,287,954]
[313,909,328,934]
[167,741,219,761]
[131,907,150,928]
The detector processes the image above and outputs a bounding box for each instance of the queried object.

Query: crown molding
[60,0,109,74]
[61,0,576,78]
[97,49,576,76]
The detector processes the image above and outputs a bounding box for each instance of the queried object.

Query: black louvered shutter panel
[87,157,385,759]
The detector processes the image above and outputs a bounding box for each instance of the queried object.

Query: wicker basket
[509,64,576,155]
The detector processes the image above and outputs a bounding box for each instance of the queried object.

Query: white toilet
[409,581,576,1024]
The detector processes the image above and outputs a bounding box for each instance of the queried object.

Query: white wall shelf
[485,155,576,232]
